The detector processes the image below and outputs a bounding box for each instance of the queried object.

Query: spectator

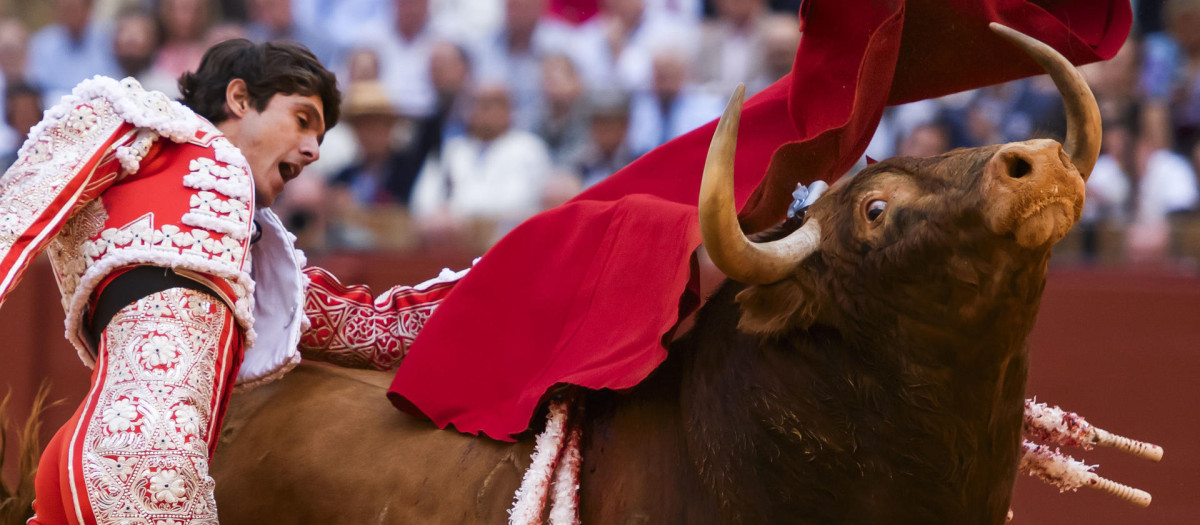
[344,47,384,83]
[246,0,340,69]
[292,0,392,50]
[319,81,414,249]
[474,0,577,130]
[0,18,29,85]
[320,40,475,249]
[747,13,801,94]
[26,0,120,102]
[644,0,703,21]
[330,82,411,206]
[155,0,212,79]
[695,0,770,95]
[896,120,952,158]
[204,22,250,47]
[392,41,473,185]
[355,0,443,117]
[566,89,634,188]
[1164,0,1200,153]
[430,0,505,43]
[429,41,473,133]
[1,83,42,171]
[1080,118,1135,259]
[535,53,590,164]
[112,8,178,98]
[0,17,31,155]
[626,46,722,156]
[1127,137,1200,260]
[1132,137,1200,222]
[1084,38,1142,126]
[309,47,388,179]
[410,82,552,244]
[569,0,699,92]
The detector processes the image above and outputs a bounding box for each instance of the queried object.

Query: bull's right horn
[990,23,1102,180]
[699,85,822,285]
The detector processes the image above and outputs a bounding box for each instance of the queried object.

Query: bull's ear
[735,278,820,336]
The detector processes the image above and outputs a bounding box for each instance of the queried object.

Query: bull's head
[700,24,1101,340]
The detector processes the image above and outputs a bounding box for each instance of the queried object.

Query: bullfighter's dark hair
[178,39,341,131]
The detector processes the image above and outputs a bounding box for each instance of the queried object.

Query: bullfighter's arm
[297,265,466,370]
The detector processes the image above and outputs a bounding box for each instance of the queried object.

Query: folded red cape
[390,0,1132,441]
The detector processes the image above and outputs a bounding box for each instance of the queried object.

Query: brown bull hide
[212,362,722,524]
[211,364,533,523]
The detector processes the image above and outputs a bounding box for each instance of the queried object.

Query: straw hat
[342,81,399,119]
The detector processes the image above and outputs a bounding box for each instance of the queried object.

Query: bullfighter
[0,39,455,524]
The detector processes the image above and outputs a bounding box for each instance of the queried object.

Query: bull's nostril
[1008,157,1032,179]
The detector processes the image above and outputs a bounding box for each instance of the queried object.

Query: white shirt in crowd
[1082,153,1132,224]
[1135,149,1199,225]
[567,13,699,93]
[352,23,442,117]
[27,21,120,103]
[1083,149,1199,226]
[410,129,552,223]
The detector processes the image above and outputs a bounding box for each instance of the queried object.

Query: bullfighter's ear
[735,278,820,336]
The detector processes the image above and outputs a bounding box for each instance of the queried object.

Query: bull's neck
[578,354,724,524]
[674,277,1037,523]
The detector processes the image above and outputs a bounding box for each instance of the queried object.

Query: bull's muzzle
[983,139,1086,248]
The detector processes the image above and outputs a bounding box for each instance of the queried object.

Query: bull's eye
[866,200,887,222]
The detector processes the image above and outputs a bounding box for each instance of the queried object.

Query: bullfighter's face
[218,78,326,207]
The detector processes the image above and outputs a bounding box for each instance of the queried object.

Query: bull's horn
[990,23,1102,180]
[699,85,822,285]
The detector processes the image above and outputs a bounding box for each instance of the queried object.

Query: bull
[209,24,1099,524]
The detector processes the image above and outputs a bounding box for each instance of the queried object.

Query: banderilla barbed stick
[1024,399,1163,462]
[1019,441,1152,508]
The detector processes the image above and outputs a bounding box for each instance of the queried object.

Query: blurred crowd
[0,0,1197,266]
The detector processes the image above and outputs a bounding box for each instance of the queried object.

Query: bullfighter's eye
[866,200,887,222]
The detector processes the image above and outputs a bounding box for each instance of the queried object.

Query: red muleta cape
[390,0,1132,441]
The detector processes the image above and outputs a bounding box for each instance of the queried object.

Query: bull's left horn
[699,85,822,285]
[990,23,1102,180]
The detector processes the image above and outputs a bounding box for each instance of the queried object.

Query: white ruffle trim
[235,208,307,387]
[181,213,251,241]
[22,75,251,180]
[114,128,159,176]
[414,257,478,291]
[79,76,209,142]
[211,136,250,170]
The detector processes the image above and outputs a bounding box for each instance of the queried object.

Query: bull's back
[211,362,534,524]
